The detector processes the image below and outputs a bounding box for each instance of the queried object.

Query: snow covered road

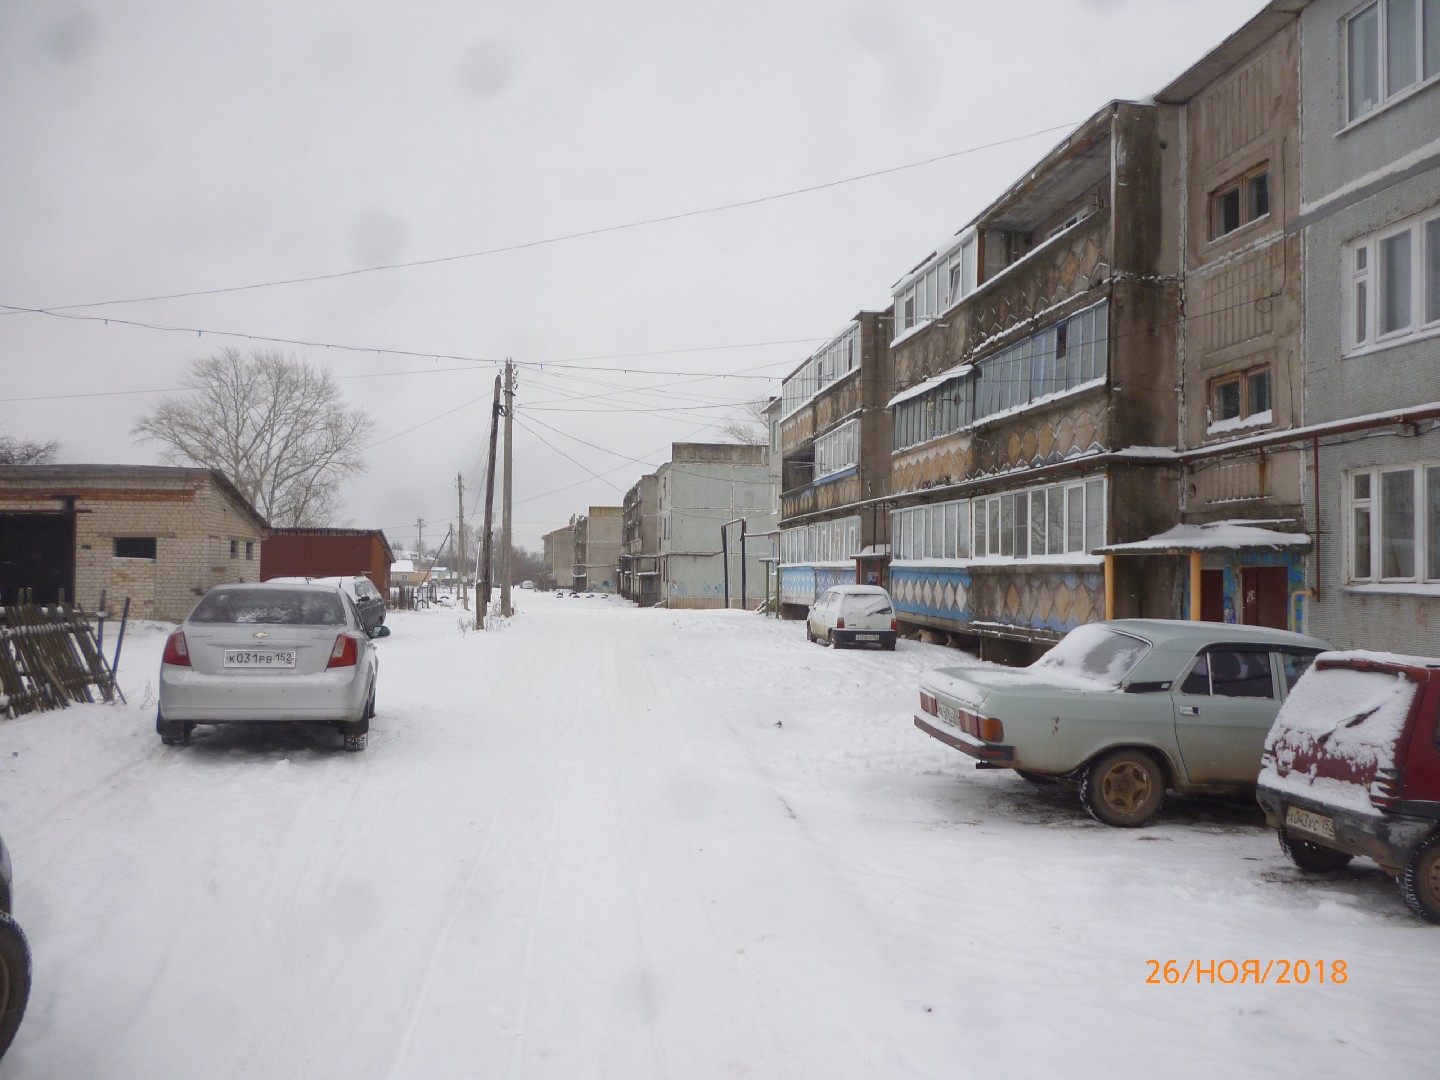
[1,593,1435,1079]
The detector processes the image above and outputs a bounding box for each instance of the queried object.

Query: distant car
[0,829,31,1061]
[522,580,535,590]
[1257,651,1440,923]
[269,575,386,633]
[158,582,381,751]
[806,585,897,650]
[915,620,1330,827]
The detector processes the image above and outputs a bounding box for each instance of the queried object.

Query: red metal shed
[261,528,394,597]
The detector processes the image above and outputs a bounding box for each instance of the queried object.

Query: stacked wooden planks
[0,598,119,716]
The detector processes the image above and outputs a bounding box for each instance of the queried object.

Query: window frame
[1207,163,1271,241]
[1346,463,1440,584]
[113,536,157,560]
[1344,0,1440,125]
[1207,364,1273,429]
[1344,205,1440,356]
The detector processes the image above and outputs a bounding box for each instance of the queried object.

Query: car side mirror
[368,625,391,639]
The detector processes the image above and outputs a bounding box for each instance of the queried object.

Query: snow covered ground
[0,592,1435,1079]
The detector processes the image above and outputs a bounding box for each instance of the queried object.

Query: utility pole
[501,359,515,617]
[416,518,424,560]
[477,373,502,629]
[456,473,468,611]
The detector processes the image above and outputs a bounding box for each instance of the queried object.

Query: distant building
[0,464,268,621]
[657,443,775,608]
[542,525,576,590]
[620,474,660,606]
[261,527,394,596]
[776,312,893,617]
[574,507,623,592]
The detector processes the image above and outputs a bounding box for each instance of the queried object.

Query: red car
[1256,651,1440,923]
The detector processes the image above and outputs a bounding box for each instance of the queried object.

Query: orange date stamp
[1145,959,1348,985]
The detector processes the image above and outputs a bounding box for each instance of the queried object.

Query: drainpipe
[1104,553,1116,619]
[1311,435,1322,600]
[1189,551,1202,621]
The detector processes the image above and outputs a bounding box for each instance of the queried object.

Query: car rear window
[842,595,893,617]
[191,588,347,626]
[1031,625,1150,687]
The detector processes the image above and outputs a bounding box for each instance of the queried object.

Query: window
[114,536,156,560]
[229,539,239,559]
[815,420,859,479]
[1208,366,1273,431]
[1347,464,1440,583]
[1208,165,1270,239]
[784,517,860,565]
[1346,0,1440,123]
[245,541,254,561]
[780,323,861,417]
[892,231,978,339]
[890,478,1105,564]
[1345,206,1440,354]
[1208,650,1275,699]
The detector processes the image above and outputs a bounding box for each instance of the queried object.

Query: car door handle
[1178,705,1199,716]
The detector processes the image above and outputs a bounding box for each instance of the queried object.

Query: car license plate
[224,650,296,669]
[1285,805,1336,841]
[938,703,959,727]
[855,633,879,641]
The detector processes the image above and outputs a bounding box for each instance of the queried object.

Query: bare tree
[0,435,59,465]
[133,347,375,526]
[716,399,769,445]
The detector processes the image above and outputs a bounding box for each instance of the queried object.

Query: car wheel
[806,625,815,643]
[0,911,31,1061]
[156,708,189,746]
[1016,770,1057,786]
[1079,748,1165,827]
[883,640,896,652]
[1399,831,1440,924]
[827,629,840,649]
[1278,830,1353,874]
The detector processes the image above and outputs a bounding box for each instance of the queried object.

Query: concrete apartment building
[574,506,623,593]
[1104,2,1313,632]
[0,465,268,620]
[882,101,1182,661]
[776,312,894,617]
[1295,0,1440,652]
[620,474,660,606]
[542,524,576,591]
[657,443,775,608]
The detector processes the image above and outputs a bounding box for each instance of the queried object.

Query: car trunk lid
[182,623,339,677]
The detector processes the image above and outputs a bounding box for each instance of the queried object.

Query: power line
[8,123,1080,315]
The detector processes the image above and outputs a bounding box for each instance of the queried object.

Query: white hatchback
[805,585,898,650]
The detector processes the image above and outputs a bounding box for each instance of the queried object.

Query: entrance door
[1200,569,1224,623]
[0,511,76,605]
[1241,566,1288,629]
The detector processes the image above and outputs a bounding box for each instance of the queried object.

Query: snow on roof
[1097,519,1310,554]
[887,366,974,409]
[855,545,891,558]
[391,559,415,573]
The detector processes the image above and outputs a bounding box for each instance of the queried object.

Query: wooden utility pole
[456,473,468,610]
[415,518,424,560]
[477,373,502,630]
[501,359,515,617]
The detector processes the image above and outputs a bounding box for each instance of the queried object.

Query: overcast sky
[1,0,1268,554]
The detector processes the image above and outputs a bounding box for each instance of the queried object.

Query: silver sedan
[157,582,380,751]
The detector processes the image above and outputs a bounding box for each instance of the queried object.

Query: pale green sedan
[915,620,1331,827]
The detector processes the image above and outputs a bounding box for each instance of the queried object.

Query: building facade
[657,443,775,608]
[0,465,268,621]
[574,506,623,593]
[1297,0,1440,651]
[620,474,660,606]
[776,312,894,616]
[882,102,1183,660]
[541,524,576,591]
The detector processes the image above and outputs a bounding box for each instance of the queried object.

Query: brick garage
[0,465,269,621]
[260,528,394,596]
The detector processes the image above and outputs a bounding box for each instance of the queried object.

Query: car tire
[806,625,815,643]
[0,911,31,1061]
[827,629,840,649]
[883,640,896,652]
[156,708,190,746]
[1399,831,1440,924]
[1079,748,1165,827]
[1278,830,1353,874]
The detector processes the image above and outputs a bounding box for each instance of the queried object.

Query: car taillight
[920,691,938,716]
[327,634,360,669]
[162,630,190,667]
[836,618,845,629]
[977,717,1005,743]
[891,619,898,632]
[1369,767,1403,811]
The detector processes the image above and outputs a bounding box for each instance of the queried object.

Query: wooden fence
[0,598,122,717]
